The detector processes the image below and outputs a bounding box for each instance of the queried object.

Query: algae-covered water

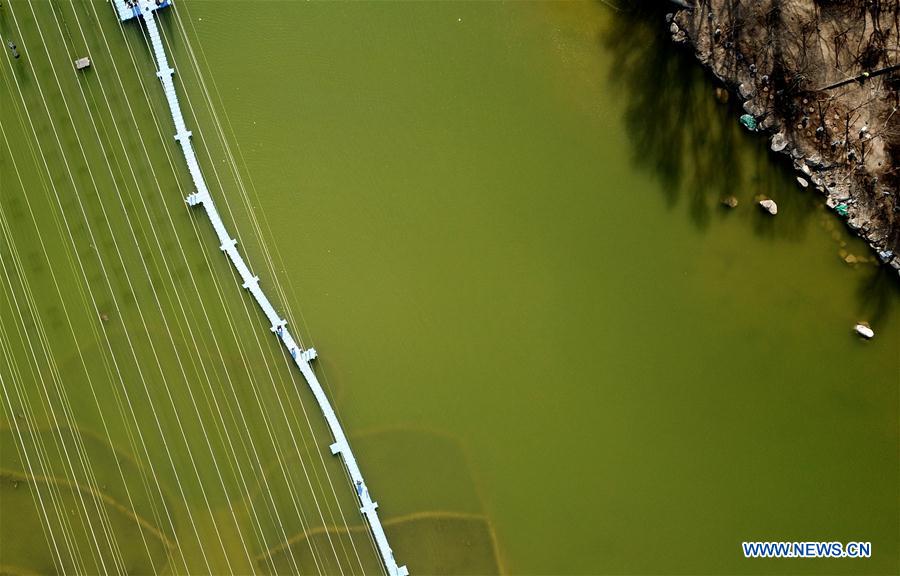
[1,1,897,575]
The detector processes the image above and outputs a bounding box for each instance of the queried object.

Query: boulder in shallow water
[854,324,875,339]
[770,133,788,152]
[739,114,757,131]
[759,199,778,215]
[722,196,739,208]
[715,87,729,104]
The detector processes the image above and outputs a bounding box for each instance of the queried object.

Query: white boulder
[854,324,875,339]
[759,199,778,215]
[770,133,788,152]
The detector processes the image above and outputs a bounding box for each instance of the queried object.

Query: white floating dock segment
[120,2,408,575]
[112,0,141,21]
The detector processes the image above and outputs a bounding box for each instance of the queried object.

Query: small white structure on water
[759,199,778,215]
[74,57,91,70]
[854,324,875,339]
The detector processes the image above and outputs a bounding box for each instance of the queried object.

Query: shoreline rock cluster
[668,0,899,275]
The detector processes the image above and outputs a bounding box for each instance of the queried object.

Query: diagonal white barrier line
[59,2,299,571]
[0,118,161,573]
[166,7,378,568]
[168,7,385,566]
[98,4,328,573]
[1,61,187,574]
[3,3,213,572]
[29,2,281,572]
[121,1,408,574]
[0,155,127,574]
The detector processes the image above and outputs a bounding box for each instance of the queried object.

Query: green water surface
[1,1,897,575]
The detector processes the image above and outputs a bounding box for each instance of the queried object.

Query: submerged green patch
[261,513,502,576]
[0,466,171,574]
[352,426,484,518]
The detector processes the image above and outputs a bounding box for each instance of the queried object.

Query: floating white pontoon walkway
[118,2,408,574]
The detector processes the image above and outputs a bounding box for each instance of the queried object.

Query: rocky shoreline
[668,0,899,275]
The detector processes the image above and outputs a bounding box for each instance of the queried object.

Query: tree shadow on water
[599,1,815,238]
[598,1,896,324]
[855,264,898,328]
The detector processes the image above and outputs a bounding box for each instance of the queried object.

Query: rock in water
[739,114,757,131]
[854,324,875,339]
[759,199,778,215]
[722,196,739,208]
[770,133,788,152]
[796,176,809,188]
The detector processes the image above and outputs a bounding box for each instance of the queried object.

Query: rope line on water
[89,1,355,572]
[0,60,180,574]
[168,2,391,571]
[2,2,214,571]
[151,15,349,570]
[120,2,407,574]
[31,3,298,570]
[0,56,187,576]
[76,0,324,568]
[0,232,77,573]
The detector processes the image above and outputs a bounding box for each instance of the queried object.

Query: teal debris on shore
[739,114,757,131]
